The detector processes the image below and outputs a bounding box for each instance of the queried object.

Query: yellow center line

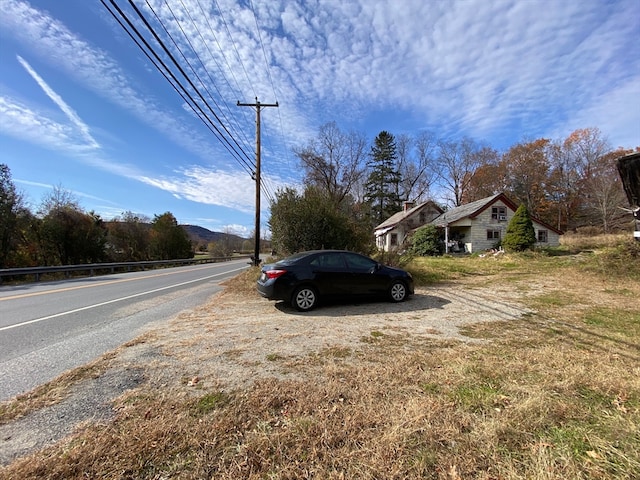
[0,264,223,301]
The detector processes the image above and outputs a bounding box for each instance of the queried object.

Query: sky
[1,0,639,237]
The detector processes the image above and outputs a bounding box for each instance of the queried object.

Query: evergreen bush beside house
[502,204,537,252]
[409,224,442,256]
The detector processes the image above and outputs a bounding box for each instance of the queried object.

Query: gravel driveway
[1,284,532,465]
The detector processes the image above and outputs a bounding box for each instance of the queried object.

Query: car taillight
[265,269,287,279]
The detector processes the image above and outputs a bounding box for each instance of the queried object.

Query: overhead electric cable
[248,0,278,104]
[102,0,255,175]
[195,0,247,99]
[136,0,255,171]
[162,0,255,154]
[101,0,253,175]
[245,0,293,200]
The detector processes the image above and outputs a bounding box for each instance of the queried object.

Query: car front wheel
[389,280,407,302]
[291,286,318,311]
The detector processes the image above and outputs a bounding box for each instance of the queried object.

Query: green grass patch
[192,391,230,415]
[583,307,640,336]
[532,291,578,308]
[419,382,440,394]
[578,241,640,281]
[450,381,505,413]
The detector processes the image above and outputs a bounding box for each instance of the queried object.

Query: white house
[374,201,443,251]
[375,193,562,253]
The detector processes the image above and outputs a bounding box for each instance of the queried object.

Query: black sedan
[257,250,414,311]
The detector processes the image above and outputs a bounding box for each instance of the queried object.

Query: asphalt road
[0,260,249,402]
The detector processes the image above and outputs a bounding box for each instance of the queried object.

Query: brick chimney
[403,201,415,212]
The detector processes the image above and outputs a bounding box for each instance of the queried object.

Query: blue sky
[1,0,638,237]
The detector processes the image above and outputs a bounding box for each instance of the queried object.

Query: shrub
[502,204,536,252]
[409,224,442,256]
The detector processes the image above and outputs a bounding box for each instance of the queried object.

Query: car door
[308,252,350,295]
[342,252,382,295]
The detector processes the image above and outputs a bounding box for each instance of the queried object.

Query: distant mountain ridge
[181,224,246,245]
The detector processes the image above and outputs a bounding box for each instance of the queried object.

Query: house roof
[374,193,563,236]
[374,201,443,231]
[430,193,514,226]
[430,192,562,234]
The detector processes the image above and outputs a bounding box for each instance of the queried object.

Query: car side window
[343,253,376,272]
[310,253,347,269]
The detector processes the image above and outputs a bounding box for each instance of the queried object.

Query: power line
[101,1,248,171]
[102,0,255,175]
[249,0,278,104]
[103,1,283,215]
[168,0,255,154]
[212,0,257,99]
[138,0,255,170]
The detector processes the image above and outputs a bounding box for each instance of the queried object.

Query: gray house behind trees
[375,193,562,253]
[374,201,443,251]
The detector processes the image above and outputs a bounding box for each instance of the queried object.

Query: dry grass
[0,351,116,425]
[2,240,640,479]
[560,232,633,250]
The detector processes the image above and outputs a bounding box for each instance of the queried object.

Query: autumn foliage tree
[547,127,615,231]
[37,187,108,265]
[437,138,497,207]
[0,164,23,267]
[106,211,151,261]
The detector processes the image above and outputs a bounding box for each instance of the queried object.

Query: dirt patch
[152,286,532,390]
[0,284,532,466]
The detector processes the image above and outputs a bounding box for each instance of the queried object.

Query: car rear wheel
[389,280,407,302]
[291,286,318,311]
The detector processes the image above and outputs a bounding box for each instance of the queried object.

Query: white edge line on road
[0,266,248,332]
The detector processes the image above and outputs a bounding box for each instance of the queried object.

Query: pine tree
[365,131,402,225]
[502,204,536,252]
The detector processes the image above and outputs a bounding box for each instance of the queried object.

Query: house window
[390,233,398,246]
[537,230,548,243]
[487,230,501,240]
[492,206,507,221]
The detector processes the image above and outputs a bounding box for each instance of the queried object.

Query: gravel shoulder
[0,283,533,465]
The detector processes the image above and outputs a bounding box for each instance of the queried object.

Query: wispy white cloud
[14,179,52,189]
[16,55,99,150]
[191,0,639,147]
[0,0,242,169]
[2,0,638,206]
[14,178,122,213]
[137,165,292,213]
[0,92,145,179]
[0,96,84,152]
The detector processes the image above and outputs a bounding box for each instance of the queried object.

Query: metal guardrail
[0,255,252,283]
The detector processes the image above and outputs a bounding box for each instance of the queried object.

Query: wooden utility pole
[237,97,278,266]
